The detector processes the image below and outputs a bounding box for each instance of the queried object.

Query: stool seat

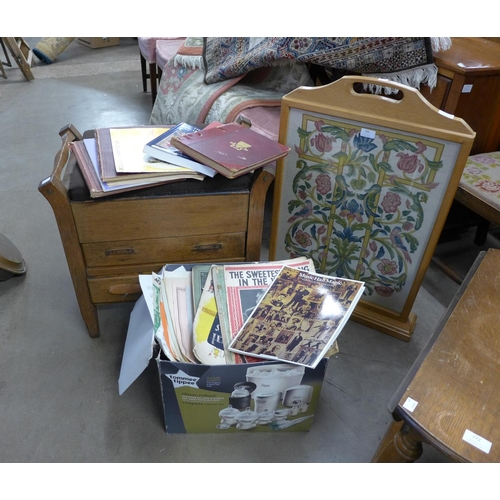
[455,151,500,245]
[459,151,500,222]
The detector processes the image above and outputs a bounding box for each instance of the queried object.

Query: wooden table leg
[372,419,424,463]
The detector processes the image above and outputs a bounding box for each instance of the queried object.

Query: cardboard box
[77,37,120,49]
[119,295,328,434]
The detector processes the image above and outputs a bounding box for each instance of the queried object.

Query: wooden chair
[138,37,163,105]
[38,124,274,338]
[138,38,184,107]
[0,37,33,81]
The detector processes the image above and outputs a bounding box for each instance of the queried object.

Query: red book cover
[170,123,290,178]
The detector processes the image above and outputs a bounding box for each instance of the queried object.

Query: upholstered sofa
[148,37,450,143]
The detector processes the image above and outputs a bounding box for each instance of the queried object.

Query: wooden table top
[393,248,500,462]
[433,37,500,76]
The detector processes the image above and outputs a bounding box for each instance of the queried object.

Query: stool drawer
[71,193,250,243]
[88,275,143,303]
[82,233,247,267]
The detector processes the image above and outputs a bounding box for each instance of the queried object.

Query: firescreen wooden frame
[269,76,475,341]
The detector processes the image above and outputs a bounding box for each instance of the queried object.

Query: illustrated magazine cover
[229,266,365,368]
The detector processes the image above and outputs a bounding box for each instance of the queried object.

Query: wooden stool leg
[372,419,424,463]
[0,38,10,79]
[38,125,100,338]
[246,168,275,261]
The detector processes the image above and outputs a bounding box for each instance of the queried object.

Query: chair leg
[150,62,157,106]
[140,52,147,92]
[474,217,490,246]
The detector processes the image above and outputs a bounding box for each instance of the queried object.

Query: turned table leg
[372,419,423,463]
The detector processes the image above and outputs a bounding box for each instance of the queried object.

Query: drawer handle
[108,284,142,295]
[105,248,136,256]
[193,243,223,252]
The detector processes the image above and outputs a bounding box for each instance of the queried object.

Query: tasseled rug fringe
[431,37,452,52]
[363,63,439,95]
[363,37,452,95]
[173,54,205,69]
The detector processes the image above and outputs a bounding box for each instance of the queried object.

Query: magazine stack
[120,257,364,433]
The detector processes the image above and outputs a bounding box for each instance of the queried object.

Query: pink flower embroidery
[474,155,499,165]
[396,152,422,174]
[381,192,401,213]
[377,259,398,275]
[316,174,332,195]
[295,230,312,248]
[374,285,394,297]
[474,179,500,194]
[311,133,333,153]
[465,166,483,175]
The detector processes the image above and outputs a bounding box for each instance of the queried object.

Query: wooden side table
[372,248,500,462]
[420,37,500,156]
[419,38,500,255]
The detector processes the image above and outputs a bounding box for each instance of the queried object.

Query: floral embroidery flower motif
[389,227,412,263]
[353,133,376,152]
[474,179,500,194]
[315,174,332,195]
[377,259,398,275]
[396,152,423,174]
[339,199,364,223]
[465,166,483,175]
[374,285,394,297]
[295,230,312,248]
[381,192,401,213]
[474,154,500,166]
[287,200,313,223]
[311,133,333,153]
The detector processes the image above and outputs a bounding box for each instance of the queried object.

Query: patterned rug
[203,37,445,87]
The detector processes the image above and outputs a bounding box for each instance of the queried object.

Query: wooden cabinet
[420,37,500,155]
[39,125,274,337]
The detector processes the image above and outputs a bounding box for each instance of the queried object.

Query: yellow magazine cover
[192,266,226,365]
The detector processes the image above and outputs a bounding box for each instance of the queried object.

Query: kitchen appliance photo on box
[119,294,328,434]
